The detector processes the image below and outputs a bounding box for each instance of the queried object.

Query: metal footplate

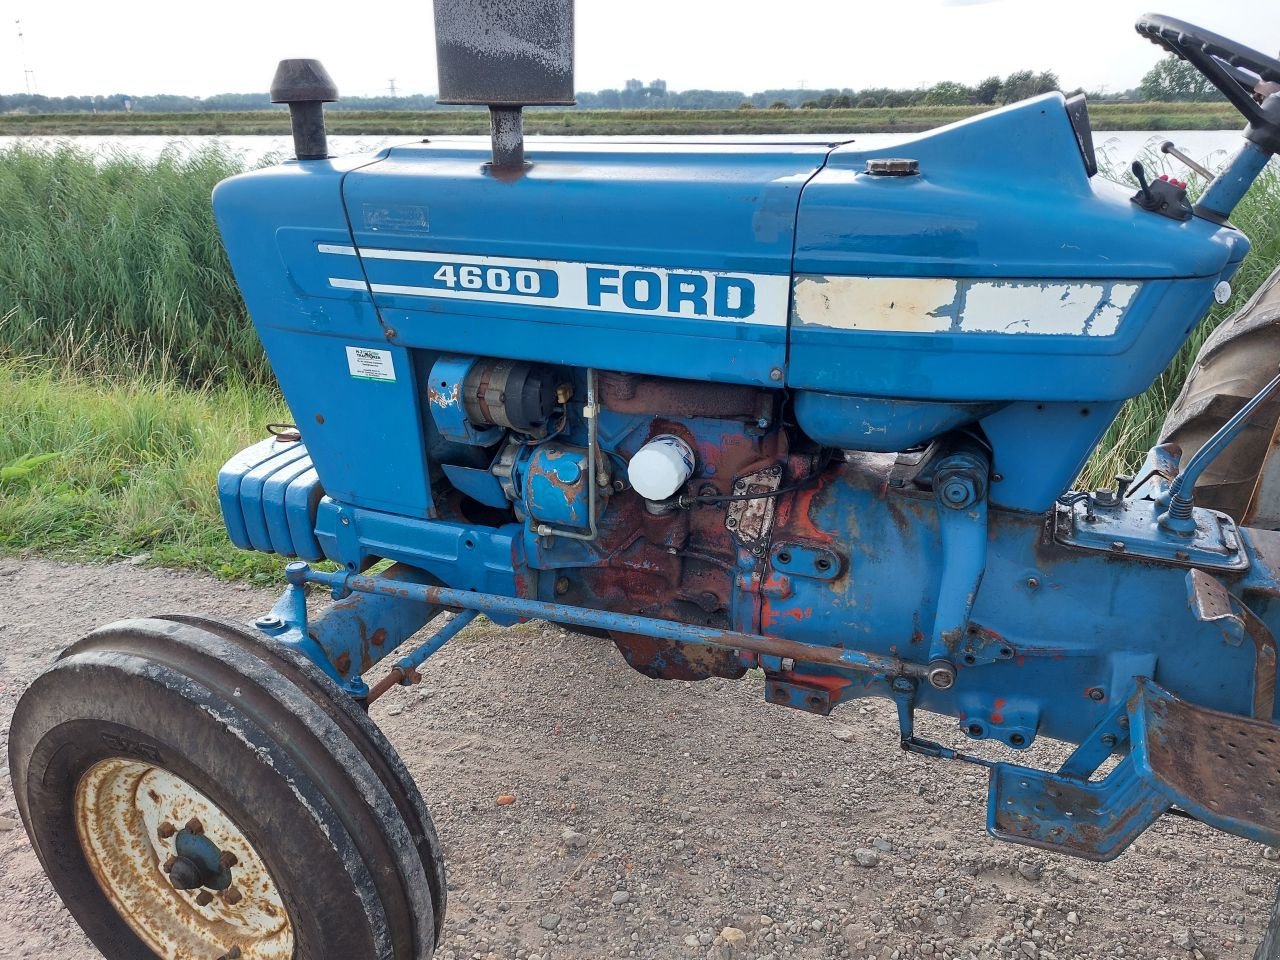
[989,679,1280,861]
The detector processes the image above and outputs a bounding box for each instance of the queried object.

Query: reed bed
[0,142,265,384]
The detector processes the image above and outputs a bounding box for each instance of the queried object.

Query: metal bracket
[928,451,990,664]
[1053,496,1249,572]
[726,465,782,556]
[1187,569,1276,718]
[988,679,1280,861]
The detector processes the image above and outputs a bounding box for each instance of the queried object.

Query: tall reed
[0,143,267,384]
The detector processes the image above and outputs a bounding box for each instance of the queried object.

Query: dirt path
[1,557,1277,960]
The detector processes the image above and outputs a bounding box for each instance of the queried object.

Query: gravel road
[2,557,1278,960]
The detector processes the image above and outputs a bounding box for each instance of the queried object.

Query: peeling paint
[793,276,1140,336]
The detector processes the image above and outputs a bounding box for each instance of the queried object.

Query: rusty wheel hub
[74,758,293,960]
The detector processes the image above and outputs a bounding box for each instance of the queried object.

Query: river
[0,129,1254,174]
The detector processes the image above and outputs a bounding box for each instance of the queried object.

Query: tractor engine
[427,360,816,681]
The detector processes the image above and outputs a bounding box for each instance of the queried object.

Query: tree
[1140,54,1222,102]
[974,76,1002,105]
[924,81,972,106]
[999,70,1060,103]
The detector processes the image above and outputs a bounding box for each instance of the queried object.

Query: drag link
[290,563,934,683]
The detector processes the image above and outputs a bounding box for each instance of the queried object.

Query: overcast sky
[3,0,1279,99]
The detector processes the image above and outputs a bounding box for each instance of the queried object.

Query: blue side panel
[339,140,831,385]
[212,158,437,519]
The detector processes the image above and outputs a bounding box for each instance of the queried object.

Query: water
[0,129,1253,174]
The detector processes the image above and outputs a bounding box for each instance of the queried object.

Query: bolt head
[222,885,243,906]
[219,850,239,870]
[185,817,204,836]
[1101,733,1118,747]
[769,367,783,381]
[1087,687,1106,701]
[167,856,204,890]
[927,660,957,690]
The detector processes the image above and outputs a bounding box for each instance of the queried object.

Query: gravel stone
[854,847,881,867]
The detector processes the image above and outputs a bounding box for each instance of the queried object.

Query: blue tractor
[10,6,1280,958]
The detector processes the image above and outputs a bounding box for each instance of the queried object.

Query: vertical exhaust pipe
[432,0,575,172]
[271,59,339,160]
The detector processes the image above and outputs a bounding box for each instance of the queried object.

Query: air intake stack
[432,0,576,171]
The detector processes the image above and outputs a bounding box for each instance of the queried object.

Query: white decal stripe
[792,276,1141,337]
[320,246,790,326]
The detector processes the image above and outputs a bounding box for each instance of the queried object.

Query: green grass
[0,101,1245,137]
[0,360,286,580]
[0,143,264,385]
[1080,158,1280,489]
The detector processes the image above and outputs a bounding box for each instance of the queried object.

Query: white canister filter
[627,434,696,501]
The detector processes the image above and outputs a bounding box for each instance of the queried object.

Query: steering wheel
[1136,14,1280,153]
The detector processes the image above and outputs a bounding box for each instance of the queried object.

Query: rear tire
[1159,265,1280,523]
[8,616,444,960]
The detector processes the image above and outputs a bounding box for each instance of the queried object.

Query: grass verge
[0,360,286,581]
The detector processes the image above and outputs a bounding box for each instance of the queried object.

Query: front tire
[9,616,444,960]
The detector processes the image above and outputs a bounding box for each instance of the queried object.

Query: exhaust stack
[432,0,575,171]
[271,59,339,160]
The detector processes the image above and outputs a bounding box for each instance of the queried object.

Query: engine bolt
[185,817,204,836]
[1026,577,1040,590]
[222,885,244,906]
[219,850,239,870]
[1088,687,1106,701]
[1101,734,1118,747]
[927,660,957,690]
[156,821,176,840]
[554,576,570,596]
[769,367,783,381]
[196,891,214,907]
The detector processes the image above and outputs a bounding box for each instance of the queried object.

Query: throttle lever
[1130,160,1193,222]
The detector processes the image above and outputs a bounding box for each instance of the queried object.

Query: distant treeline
[0,57,1222,115]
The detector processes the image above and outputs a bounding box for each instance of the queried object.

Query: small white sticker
[345,346,396,382]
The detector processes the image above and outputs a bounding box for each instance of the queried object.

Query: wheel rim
[74,757,294,960]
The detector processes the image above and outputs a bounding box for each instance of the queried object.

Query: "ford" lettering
[586,267,756,320]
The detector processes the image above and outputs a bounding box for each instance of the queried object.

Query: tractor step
[989,679,1280,861]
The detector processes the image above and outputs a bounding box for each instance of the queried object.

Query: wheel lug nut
[222,885,243,906]
[195,890,214,907]
[163,855,177,873]
[185,817,204,836]
[219,850,239,869]
[156,821,176,840]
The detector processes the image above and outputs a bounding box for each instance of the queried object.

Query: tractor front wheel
[8,615,445,960]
